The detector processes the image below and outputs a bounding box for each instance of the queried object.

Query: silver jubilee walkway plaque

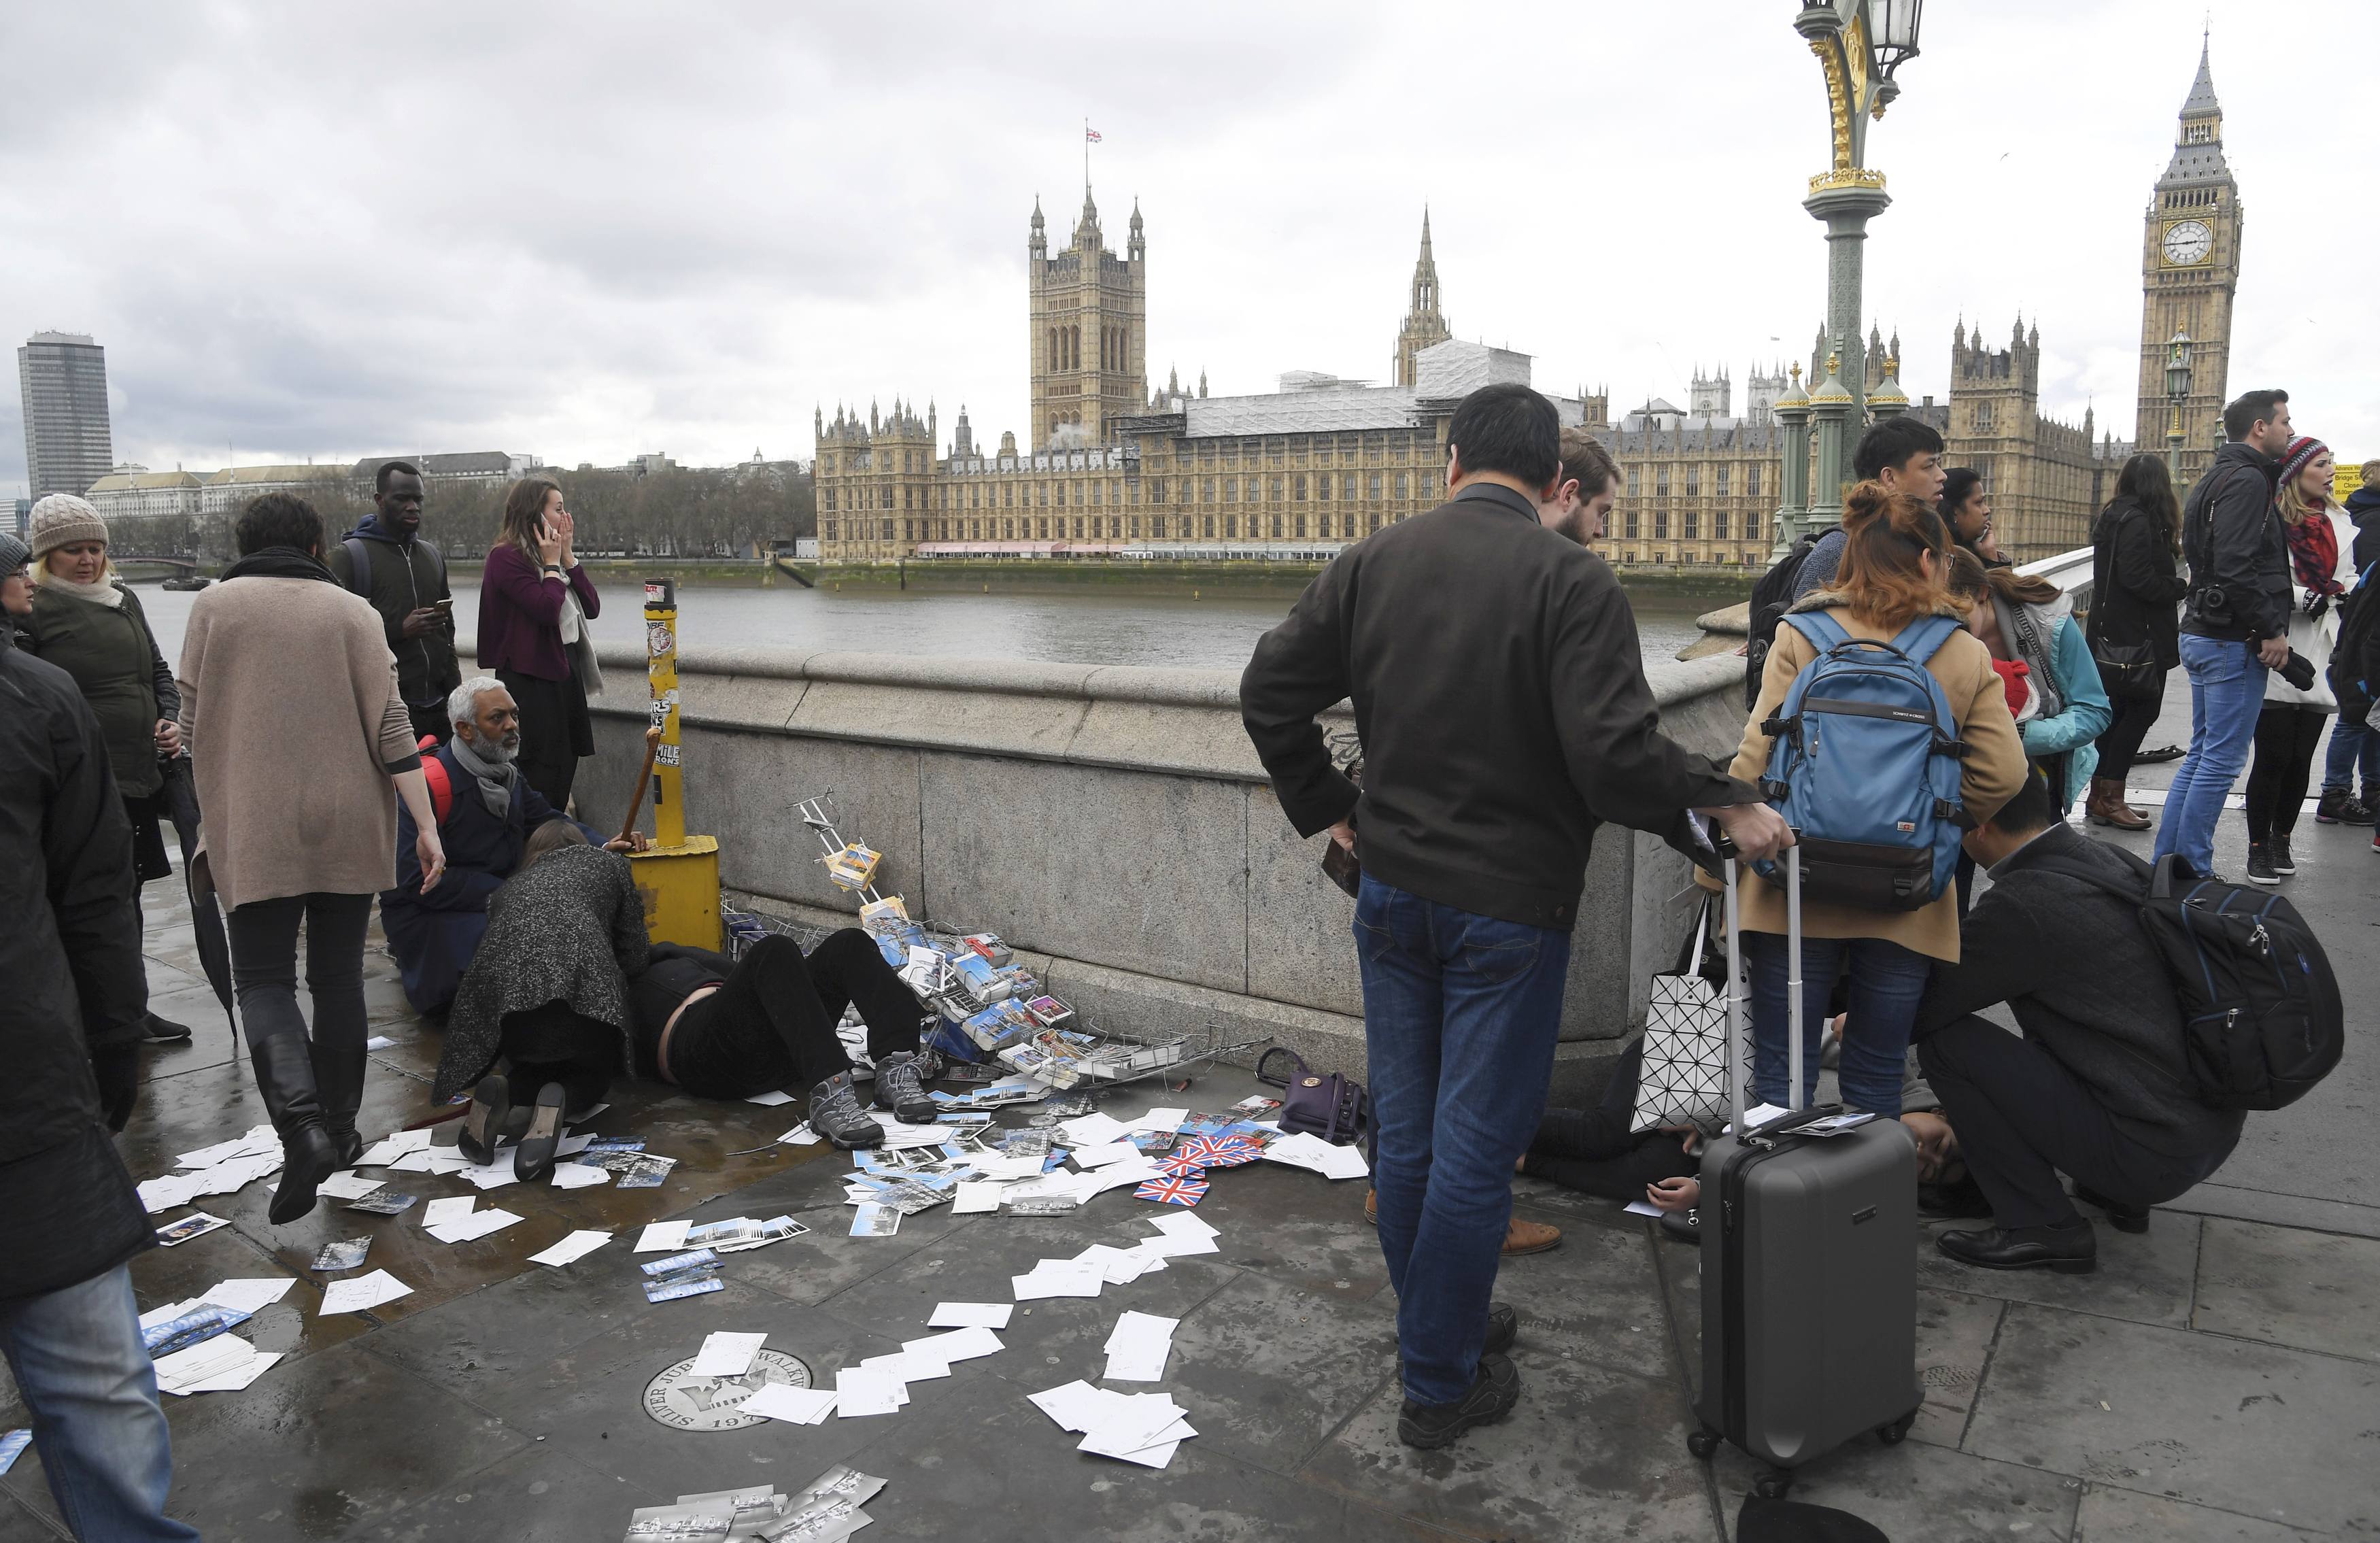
[641,1349,814,1431]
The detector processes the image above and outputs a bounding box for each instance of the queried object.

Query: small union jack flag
[1085,126,1102,143]
[1157,1155,1209,1180]
[1135,1174,1208,1206]
[1178,1136,1260,1168]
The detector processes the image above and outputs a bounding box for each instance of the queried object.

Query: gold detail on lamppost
[1809,167,1888,194]
[1809,37,1854,171]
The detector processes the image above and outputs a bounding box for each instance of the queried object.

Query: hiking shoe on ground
[1397,1353,1520,1450]
[1481,1302,1519,1357]
[809,1072,884,1149]
[871,1051,937,1124]
[2316,791,2376,825]
[2245,844,2279,886]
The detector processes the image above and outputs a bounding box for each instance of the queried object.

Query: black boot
[311,1041,368,1168]
[248,1033,340,1225]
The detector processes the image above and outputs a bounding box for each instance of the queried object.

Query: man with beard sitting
[382,675,640,1015]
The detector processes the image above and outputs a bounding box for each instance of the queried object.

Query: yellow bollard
[627,577,722,949]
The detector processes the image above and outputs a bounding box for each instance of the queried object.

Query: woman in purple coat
[476,477,601,809]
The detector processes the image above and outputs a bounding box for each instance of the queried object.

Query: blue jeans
[2319,717,2376,796]
[0,1266,197,1542]
[2154,635,2268,873]
[1742,932,1929,1115]
[1354,875,1572,1407]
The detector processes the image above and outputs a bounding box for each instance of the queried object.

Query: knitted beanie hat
[2278,435,2328,492]
[26,494,107,560]
[0,529,29,573]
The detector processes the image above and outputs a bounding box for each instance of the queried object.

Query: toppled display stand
[730,797,1264,1091]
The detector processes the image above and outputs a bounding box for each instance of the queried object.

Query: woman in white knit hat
[20,494,193,1045]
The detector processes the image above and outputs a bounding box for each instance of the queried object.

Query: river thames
[130,579,1715,671]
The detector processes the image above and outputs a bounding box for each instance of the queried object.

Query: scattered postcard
[429,1208,522,1244]
[313,1170,384,1201]
[344,1189,418,1216]
[0,1431,27,1476]
[615,1155,675,1189]
[901,1326,1002,1366]
[636,1221,693,1253]
[952,1181,1002,1215]
[199,1278,296,1315]
[928,1302,1015,1330]
[154,1213,233,1247]
[641,1249,719,1278]
[311,1238,371,1271]
[1010,1261,1103,1300]
[645,1275,724,1305]
[422,1196,476,1228]
[833,1366,904,1417]
[318,1270,411,1316]
[850,1203,900,1238]
[690,1332,768,1379]
[1103,1310,1179,1383]
[528,1230,613,1268]
[549,1162,611,1190]
[742,1382,838,1425]
[743,1089,796,1106]
[364,1035,396,1051]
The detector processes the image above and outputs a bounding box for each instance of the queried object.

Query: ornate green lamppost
[1775,0,1924,554]
[2163,330,2194,484]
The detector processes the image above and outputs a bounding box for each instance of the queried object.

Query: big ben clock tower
[2135,39,2243,485]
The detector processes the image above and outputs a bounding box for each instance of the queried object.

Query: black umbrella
[158,755,235,1027]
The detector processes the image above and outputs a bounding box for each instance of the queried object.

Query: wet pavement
[3,679,2373,1542]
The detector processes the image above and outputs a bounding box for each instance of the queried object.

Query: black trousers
[1915,1015,2230,1230]
[2094,668,2169,783]
[1520,1039,1700,1201]
[2243,703,2328,841]
[666,932,923,1099]
[498,1000,617,1113]
[498,667,591,811]
[226,892,374,1054]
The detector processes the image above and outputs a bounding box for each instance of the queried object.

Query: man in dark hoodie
[1915,770,2242,1274]
[2152,389,2293,876]
[331,460,461,743]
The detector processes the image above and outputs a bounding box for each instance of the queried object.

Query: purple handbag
[1255,1047,1370,1147]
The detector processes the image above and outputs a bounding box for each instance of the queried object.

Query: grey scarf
[1992,592,2064,721]
[445,734,517,820]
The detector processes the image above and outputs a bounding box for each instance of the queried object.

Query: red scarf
[2286,509,2342,601]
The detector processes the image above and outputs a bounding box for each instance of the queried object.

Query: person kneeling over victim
[1911,768,2243,1273]
[626,931,940,1150]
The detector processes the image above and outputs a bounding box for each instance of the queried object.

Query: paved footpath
[1,695,2370,1542]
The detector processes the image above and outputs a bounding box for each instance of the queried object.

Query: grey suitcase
[1686,845,1922,1499]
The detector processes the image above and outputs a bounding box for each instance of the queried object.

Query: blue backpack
[1752,611,1971,911]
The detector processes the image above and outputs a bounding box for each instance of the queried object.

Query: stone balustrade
[460,637,1751,1102]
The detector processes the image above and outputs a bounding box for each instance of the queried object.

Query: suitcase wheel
[1877,1409,1917,1446]
[1686,1427,1721,1461]
[1754,1471,1793,1501]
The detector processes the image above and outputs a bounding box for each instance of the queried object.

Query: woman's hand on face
[153,719,182,757]
[534,518,566,567]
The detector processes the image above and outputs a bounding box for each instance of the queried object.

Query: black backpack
[1744,535,1819,710]
[2327,561,2380,719]
[2039,847,2342,1111]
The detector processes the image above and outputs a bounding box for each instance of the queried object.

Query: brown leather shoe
[2086,777,2151,830]
[1364,1187,1376,1225]
[1503,1217,1563,1255]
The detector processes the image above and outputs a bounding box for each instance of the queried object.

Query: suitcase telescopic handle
[1721,841,1803,1138]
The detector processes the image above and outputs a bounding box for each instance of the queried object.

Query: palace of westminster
[815,47,2242,569]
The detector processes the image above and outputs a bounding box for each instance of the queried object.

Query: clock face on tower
[2162,219,2214,267]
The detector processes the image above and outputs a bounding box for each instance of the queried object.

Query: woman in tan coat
[1710,482,2025,1114]
[178,494,447,1223]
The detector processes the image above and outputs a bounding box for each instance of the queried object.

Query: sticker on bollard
[642,1349,815,1431]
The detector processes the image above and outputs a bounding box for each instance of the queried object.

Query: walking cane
[619,726,664,846]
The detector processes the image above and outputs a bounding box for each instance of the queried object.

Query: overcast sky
[3,0,2371,490]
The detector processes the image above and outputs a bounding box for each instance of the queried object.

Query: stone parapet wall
[459,638,1748,1100]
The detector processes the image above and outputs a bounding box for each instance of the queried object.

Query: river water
[130,579,1713,673]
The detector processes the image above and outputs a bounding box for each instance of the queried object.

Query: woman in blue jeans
[1711,483,2027,1112]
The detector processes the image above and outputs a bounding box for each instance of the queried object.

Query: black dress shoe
[1397,1353,1520,1450]
[2071,1183,2150,1234]
[1936,1221,2097,1274]
[141,1013,194,1045]
[458,1076,511,1167]
[1481,1302,1519,1357]
[1659,1208,1701,1245]
[514,1083,567,1184]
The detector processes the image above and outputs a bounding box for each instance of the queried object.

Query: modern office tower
[18,331,114,498]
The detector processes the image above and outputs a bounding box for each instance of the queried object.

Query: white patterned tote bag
[1631,897,1733,1134]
